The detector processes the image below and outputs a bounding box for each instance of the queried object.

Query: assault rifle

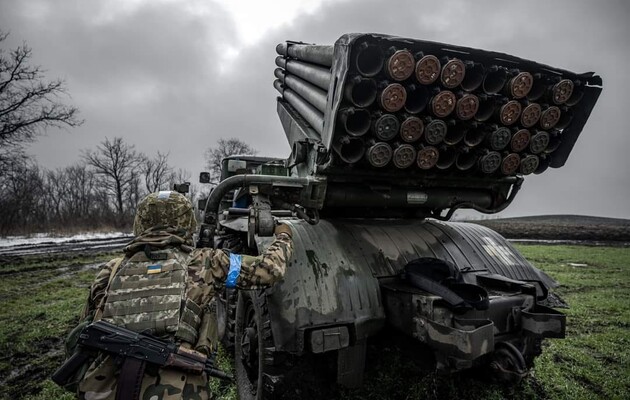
[52,320,232,388]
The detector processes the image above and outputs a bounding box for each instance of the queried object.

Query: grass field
[0,244,628,400]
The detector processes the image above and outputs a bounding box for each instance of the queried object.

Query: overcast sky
[1,0,629,219]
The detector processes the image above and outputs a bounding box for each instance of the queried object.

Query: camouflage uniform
[76,191,293,400]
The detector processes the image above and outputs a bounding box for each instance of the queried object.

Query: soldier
[75,190,293,400]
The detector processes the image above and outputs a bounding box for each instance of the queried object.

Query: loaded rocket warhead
[498,100,522,126]
[400,116,424,143]
[506,72,534,99]
[529,130,550,154]
[436,146,457,170]
[455,147,478,171]
[479,150,502,174]
[520,154,540,175]
[339,108,371,137]
[510,128,531,153]
[333,135,366,164]
[430,90,457,118]
[486,126,511,151]
[521,103,542,128]
[354,42,384,77]
[378,83,407,112]
[500,153,521,175]
[385,48,415,81]
[365,140,393,168]
[540,106,561,129]
[551,79,574,105]
[417,145,440,170]
[392,143,417,169]
[455,94,479,120]
[461,62,484,92]
[424,118,448,145]
[415,54,441,85]
[483,66,508,94]
[440,58,466,89]
[345,76,378,108]
[404,84,430,114]
[372,113,400,141]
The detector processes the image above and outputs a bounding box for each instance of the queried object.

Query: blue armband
[226,253,242,288]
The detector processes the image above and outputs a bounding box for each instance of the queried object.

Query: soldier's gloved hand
[274,223,292,238]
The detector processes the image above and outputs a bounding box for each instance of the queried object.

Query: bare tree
[83,137,144,222]
[204,138,256,182]
[141,151,173,193]
[0,31,82,167]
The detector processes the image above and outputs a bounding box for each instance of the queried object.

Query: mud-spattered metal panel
[259,218,553,353]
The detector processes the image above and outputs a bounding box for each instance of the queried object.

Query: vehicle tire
[235,289,286,400]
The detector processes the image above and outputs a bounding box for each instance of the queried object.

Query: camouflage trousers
[78,355,210,400]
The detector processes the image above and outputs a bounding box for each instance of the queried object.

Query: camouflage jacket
[78,227,293,400]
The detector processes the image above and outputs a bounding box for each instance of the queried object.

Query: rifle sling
[116,357,146,400]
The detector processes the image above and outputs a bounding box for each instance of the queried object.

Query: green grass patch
[1,245,628,399]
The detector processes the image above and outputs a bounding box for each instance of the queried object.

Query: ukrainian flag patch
[147,265,162,274]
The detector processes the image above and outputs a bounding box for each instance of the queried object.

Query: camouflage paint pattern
[133,191,197,237]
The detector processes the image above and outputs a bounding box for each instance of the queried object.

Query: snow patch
[0,231,131,248]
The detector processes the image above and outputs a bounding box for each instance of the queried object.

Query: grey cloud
[1,0,628,218]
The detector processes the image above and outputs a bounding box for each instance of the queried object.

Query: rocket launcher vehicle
[273,33,602,219]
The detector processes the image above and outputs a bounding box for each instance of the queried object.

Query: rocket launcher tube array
[274,34,601,176]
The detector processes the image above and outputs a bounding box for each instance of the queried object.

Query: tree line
[0,137,193,235]
[0,31,258,236]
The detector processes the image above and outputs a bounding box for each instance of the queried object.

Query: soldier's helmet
[133,191,197,236]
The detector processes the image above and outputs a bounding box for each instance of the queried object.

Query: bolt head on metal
[415,55,441,85]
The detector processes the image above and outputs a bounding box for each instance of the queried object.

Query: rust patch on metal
[508,72,533,99]
[501,153,521,175]
[400,116,424,143]
[386,50,415,81]
[540,106,561,129]
[417,146,439,169]
[380,83,407,112]
[510,129,531,152]
[431,90,456,118]
[441,59,466,89]
[499,100,522,126]
[456,94,479,120]
[552,79,574,105]
[415,55,441,85]
[521,103,541,128]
